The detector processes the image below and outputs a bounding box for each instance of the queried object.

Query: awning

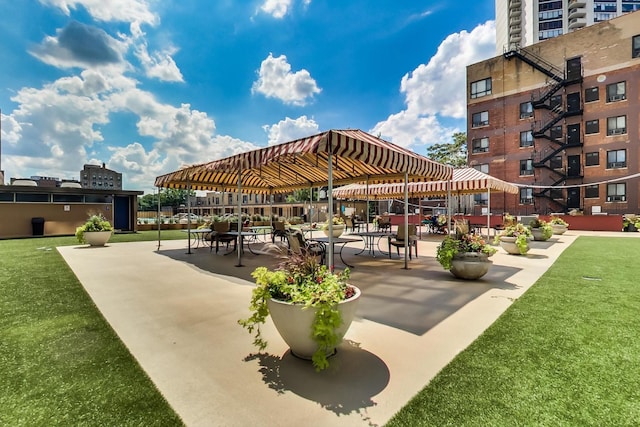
[332,168,518,199]
[154,129,452,193]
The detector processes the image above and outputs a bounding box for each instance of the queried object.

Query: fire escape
[503,47,584,212]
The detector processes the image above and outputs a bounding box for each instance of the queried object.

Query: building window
[471,137,489,153]
[520,102,533,119]
[606,81,626,102]
[520,159,534,176]
[607,115,626,135]
[633,35,640,58]
[520,188,533,204]
[607,149,626,169]
[242,195,248,203]
[586,152,599,166]
[585,119,599,134]
[470,78,492,99]
[473,164,489,174]
[550,125,563,140]
[474,193,488,204]
[519,131,533,147]
[550,188,563,200]
[550,95,562,110]
[228,194,233,204]
[472,111,489,128]
[550,156,562,169]
[585,87,599,102]
[607,183,626,202]
[585,185,599,198]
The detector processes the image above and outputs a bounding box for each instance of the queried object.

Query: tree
[426,132,467,167]
[137,188,193,212]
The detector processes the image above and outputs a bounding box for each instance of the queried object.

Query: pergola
[155,129,453,269]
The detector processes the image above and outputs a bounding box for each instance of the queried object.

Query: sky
[0,0,496,194]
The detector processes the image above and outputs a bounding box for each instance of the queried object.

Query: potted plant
[436,233,497,280]
[75,214,113,246]
[622,215,640,232]
[238,252,361,371]
[322,215,346,237]
[549,216,569,235]
[528,218,553,241]
[494,223,532,255]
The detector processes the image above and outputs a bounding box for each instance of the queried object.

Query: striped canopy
[154,129,452,193]
[332,167,518,199]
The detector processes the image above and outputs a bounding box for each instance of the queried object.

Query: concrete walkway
[58,231,587,426]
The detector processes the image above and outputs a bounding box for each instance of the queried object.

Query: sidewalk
[58,231,583,426]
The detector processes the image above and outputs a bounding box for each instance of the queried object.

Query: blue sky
[0,0,496,193]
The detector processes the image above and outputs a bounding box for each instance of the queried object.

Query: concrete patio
[58,231,584,426]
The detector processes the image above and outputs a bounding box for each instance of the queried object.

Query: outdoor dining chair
[387,224,418,260]
[286,229,325,263]
[210,221,236,253]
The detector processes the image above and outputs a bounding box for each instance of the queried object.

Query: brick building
[467,10,640,215]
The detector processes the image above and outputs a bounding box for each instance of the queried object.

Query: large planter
[137,223,153,231]
[83,231,112,246]
[499,236,529,255]
[551,224,568,235]
[530,228,550,241]
[266,285,361,359]
[322,224,345,238]
[449,252,492,280]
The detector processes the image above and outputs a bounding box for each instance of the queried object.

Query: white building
[496,0,640,54]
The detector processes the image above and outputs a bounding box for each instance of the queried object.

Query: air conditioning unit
[607,196,612,202]
[609,94,626,101]
[610,128,625,135]
[621,196,626,201]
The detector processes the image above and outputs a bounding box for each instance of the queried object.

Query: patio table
[353,231,391,257]
[224,231,260,257]
[308,236,361,268]
[182,228,212,249]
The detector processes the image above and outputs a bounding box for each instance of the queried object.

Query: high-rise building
[496,0,640,55]
[468,11,640,215]
[81,163,122,190]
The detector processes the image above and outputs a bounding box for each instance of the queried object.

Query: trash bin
[31,217,45,236]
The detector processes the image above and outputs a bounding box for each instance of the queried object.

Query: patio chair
[345,217,362,233]
[287,229,325,263]
[210,221,236,253]
[272,221,287,243]
[377,217,391,232]
[387,224,418,260]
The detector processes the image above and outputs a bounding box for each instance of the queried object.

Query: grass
[386,236,640,426]
[0,231,187,426]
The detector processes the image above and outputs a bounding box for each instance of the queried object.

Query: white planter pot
[322,224,345,238]
[551,224,568,235]
[499,236,529,255]
[530,228,550,241]
[266,285,361,359]
[450,252,492,280]
[83,231,112,246]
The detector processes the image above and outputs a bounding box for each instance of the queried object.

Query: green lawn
[0,231,186,426]
[386,236,640,426]
[3,233,639,425]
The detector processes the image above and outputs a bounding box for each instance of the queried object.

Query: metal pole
[327,140,334,271]
[487,188,491,240]
[403,171,409,270]
[156,186,161,251]
[237,168,243,267]
[186,179,192,254]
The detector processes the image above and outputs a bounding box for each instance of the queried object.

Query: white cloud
[252,53,321,106]
[371,21,495,150]
[3,67,258,193]
[134,42,184,82]
[259,0,292,18]
[39,0,158,26]
[262,115,320,145]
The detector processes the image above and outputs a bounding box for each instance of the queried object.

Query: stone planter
[83,231,112,246]
[530,228,550,241]
[322,224,345,238]
[266,285,361,360]
[551,224,568,235]
[450,252,492,280]
[499,236,529,255]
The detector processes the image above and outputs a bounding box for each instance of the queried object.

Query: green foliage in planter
[75,214,113,244]
[549,216,569,227]
[238,253,353,371]
[528,219,553,240]
[494,223,532,254]
[436,234,496,270]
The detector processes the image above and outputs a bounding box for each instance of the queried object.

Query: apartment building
[468,11,640,215]
[81,163,122,190]
[496,0,640,54]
